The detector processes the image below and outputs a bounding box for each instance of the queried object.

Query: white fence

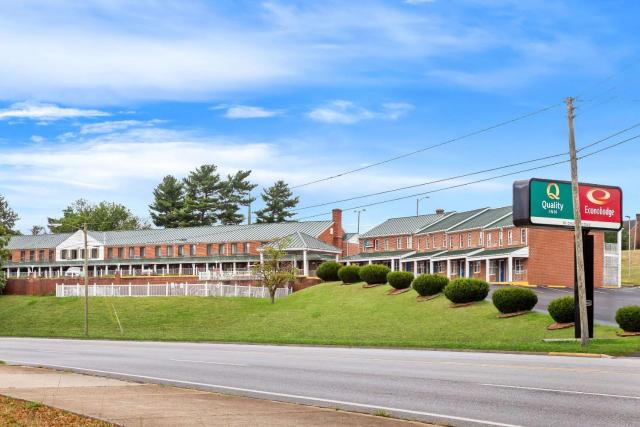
[55,282,292,299]
[604,242,621,287]
[197,270,259,281]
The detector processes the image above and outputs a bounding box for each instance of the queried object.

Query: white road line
[594,290,606,294]
[4,360,522,427]
[482,383,640,400]
[169,358,247,367]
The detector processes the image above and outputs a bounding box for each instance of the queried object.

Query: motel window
[450,260,458,275]
[118,247,124,258]
[443,234,447,248]
[178,245,184,257]
[107,248,113,259]
[243,243,249,253]
[206,244,213,256]
[426,236,430,249]
[29,250,35,261]
[514,259,525,274]
[91,248,99,259]
[189,244,197,256]
[231,244,237,255]
[508,230,513,245]
[219,244,226,255]
[374,240,379,250]
[499,229,504,246]
[459,234,464,248]
[20,250,26,261]
[397,237,402,249]
[80,249,85,259]
[489,260,497,276]
[450,235,454,249]
[520,229,527,244]
[432,235,436,248]
[487,233,492,247]
[140,247,146,258]
[479,232,484,246]
[38,250,45,261]
[155,246,162,257]
[468,233,472,247]
[473,261,481,274]
[407,236,412,249]
[166,246,174,257]
[49,249,55,260]
[71,249,78,259]
[384,239,389,251]
[416,238,420,251]
[128,247,135,258]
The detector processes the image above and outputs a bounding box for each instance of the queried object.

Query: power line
[295,133,640,221]
[290,103,561,189]
[292,121,640,212]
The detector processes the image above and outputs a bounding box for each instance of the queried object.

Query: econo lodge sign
[513,178,622,231]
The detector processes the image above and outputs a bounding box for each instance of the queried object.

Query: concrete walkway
[0,365,429,426]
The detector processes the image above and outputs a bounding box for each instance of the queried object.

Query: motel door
[498,260,505,282]
[459,262,465,278]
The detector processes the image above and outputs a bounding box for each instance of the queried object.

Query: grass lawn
[622,250,640,285]
[0,395,111,427]
[0,282,638,355]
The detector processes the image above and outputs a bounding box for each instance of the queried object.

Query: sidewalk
[0,365,430,426]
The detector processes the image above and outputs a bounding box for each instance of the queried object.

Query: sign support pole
[566,97,589,347]
[574,230,594,339]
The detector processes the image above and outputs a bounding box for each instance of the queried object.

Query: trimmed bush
[492,287,538,314]
[338,265,361,284]
[444,278,490,304]
[548,296,575,324]
[359,264,391,285]
[615,306,640,332]
[412,274,449,297]
[316,261,341,281]
[387,271,414,290]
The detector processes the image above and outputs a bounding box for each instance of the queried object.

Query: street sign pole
[574,230,594,339]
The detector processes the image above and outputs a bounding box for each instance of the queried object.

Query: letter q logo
[546,182,560,200]
[586,188,611,206]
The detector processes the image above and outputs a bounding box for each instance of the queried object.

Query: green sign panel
[529,180,574,226]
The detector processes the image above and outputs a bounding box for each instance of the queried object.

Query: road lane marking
[482,383,640,400]
[4,360,522,427]
[169,358,247,367]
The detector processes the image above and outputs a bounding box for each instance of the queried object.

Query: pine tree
[255,181,300,223]
[218,170,257,225]
[182,164,222,226]
[0,194,19,233]
[149,175,185,228]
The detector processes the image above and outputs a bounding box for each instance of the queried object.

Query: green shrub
[359,264,390,285]
[337,265,361,284]
[412,274,449,296]
[315,261,341,281]
[492,287,538,314]
[548,296,575,324]
[387,271,414,290]
[444,278,490,304]
[615,306,640,332]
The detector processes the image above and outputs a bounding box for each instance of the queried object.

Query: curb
[548,352,613,359]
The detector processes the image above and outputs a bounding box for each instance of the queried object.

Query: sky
[0,0,639,234]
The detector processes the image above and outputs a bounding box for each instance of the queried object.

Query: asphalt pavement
[1,338,639,427]
[491,285,640,325]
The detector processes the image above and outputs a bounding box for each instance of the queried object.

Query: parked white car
[64,267,83,277]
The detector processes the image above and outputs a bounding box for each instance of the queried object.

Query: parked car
[64,267,83,277]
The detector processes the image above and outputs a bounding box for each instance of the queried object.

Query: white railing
[197,269,259,281]
[55,282,292,299]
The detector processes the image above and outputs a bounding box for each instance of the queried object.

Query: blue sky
[0,0,639,234]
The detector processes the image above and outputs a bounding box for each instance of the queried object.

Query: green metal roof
[403,250,447,260]
[261,232,341,253]
[360,213,447,238]
[7,220,334,250]
[448,206,512,231]
[467,246,527,258]
[343,250,415,261]
[430,248,483,259]
[484,213,514,230]
[417,208,488,234]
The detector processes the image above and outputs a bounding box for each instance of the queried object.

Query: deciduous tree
[48,199,146,232]
[0,195,19,233]
[251,238,297,304]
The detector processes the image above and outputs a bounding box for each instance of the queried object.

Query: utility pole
[416,195,430,216]
[83,223,89,337]
[354,209,365,235]
[248,202,252,225]
[626,215,632,277]
[566,97,589,347]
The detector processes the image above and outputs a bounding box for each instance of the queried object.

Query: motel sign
[513,178,622,231]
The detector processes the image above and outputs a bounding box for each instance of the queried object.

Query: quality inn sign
[513,178,622,231]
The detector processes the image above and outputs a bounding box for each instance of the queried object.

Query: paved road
[491,285,640,325]
[1,339,640,427]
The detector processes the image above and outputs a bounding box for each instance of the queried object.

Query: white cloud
[308,100,413,124]
[0,101,108,122]
[217,105,282,119]
[78,119,163,135]
[30,135,44,143]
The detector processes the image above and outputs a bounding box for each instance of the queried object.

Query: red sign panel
[578,184,622,230]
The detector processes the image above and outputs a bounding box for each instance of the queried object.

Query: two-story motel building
[343,206,605,287]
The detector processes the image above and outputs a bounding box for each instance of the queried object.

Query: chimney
[332,209,343,251]
[435,208,445,215]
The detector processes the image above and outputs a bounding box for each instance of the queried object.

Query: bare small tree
[252,238,298,304]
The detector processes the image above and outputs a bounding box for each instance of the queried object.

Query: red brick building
[343,206,605,288]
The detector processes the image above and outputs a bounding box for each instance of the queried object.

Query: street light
[626,215,632,278]
[416,195,430,216]
[353,209,366,235]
